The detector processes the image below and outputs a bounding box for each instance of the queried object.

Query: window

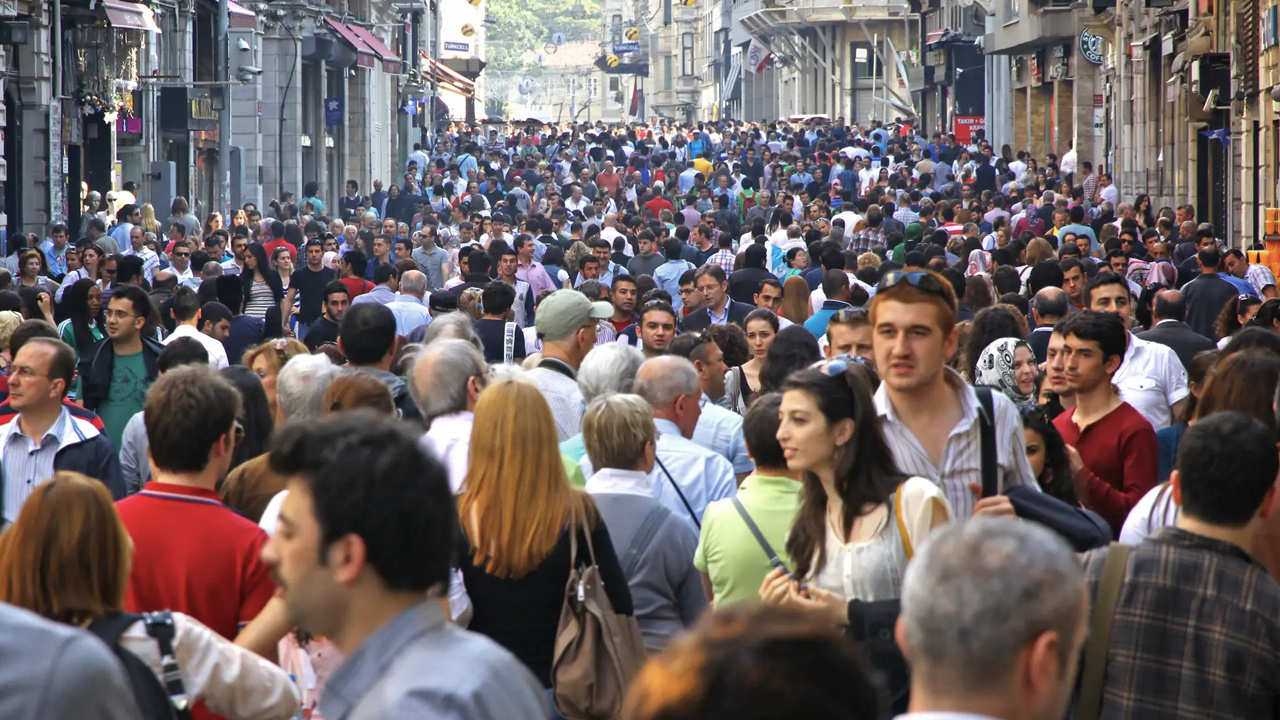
[664,55,673,90]
[609,76,620,92]
[610,14,623,43]
[681,32,694,76]
[852,44,881,78]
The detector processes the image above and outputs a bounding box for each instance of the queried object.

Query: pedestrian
[668,332,754,477]
[581,394,706,650]
[280,239,335,342]
[559,342,646,464]
[114,366,279,720]
[0,471,300,720]
[410,338,487,493]
[56,278,104,396]
[241,338,310,420]
[455,377,634,690]
[621,605,882,720]
[335,303,420,420]
[525,290,612,440]
[77,285,162,449]
[1079,412,1280,720]
[261,411,548,719]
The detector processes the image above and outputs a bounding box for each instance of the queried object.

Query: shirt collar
[1151,526,1265,570]
[321,602,447,720]
[654,417,684,440]
[585,468,654,497]
[139,481,222,503]
[875,366,978,427]
[8,406,69,446]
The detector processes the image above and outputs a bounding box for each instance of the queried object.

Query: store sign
[1079,29,1105,65]
[953,116,985,144]
[158,87,218,132]
[443,41,470,52]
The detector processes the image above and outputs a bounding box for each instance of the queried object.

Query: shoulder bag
[1074,543,1131,720]
[552,510,648,720]
[974,387,1111,551]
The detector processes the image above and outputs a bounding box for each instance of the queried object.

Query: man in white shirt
[564,184,590,217]
[163,288,229,369]
[120,226,160,285]
[222,235,248,277]
[412,338,487,493]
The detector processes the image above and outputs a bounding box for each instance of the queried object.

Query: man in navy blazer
[682,265,754,331]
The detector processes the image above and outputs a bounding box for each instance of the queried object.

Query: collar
[875,366,978,428]
[654,417,684,440]
[585,468,654,497]
[6,406,69,447]
[427,410,473,435]
[738,473,801,496]
[322,602,447,720]
[821,299,853,311]
[1155,318,1180,327]
[1151,526,1266,570]
[137,481,223,504]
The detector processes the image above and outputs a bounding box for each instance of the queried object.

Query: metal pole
[217,0,230,217]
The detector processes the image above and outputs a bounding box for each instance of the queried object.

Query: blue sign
[614,41,640,53]
[443,41,470,52]
[403,100,418,115]
[324,97,343,126]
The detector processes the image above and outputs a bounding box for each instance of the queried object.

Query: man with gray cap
[525,289,613,441]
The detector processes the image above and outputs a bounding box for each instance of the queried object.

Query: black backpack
[88,611,192,720]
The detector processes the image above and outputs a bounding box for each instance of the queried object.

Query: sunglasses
[877,269,949,297]
[830,307,869,324]
[173,252,191,258]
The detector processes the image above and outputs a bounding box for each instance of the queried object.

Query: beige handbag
[551,510,648,720]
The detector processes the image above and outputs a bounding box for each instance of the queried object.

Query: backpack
[88,611,192,720]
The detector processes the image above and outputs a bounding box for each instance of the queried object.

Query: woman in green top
[780,247,808,281]
[57,278,104,400]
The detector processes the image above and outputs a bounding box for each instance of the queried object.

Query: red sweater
[1054,401,1159,535]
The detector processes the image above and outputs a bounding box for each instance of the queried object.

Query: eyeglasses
[7,365,50,380]
[877,269,950,297]
[173,252,191,258]
[104,309,138,320]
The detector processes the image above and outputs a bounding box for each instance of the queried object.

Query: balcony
[982,5,1080,55]
[739,0,911,36]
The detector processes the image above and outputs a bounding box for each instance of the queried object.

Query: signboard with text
[953,116,984,144]
[443,41,470,52]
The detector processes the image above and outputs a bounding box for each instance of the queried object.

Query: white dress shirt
[164,323,229,369]
[584,467,654,497]
[1112,333,1189,430]
[420,411,474,493]
[693,395,754,475]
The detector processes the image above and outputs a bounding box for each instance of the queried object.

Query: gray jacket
[118,410,150,495]
[0,603,140,720]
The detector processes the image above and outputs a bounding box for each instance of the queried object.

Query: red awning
[420,53,475,97]
[348,24,403,74]
[324,17,377,69]
[103,0,161,33]
[227,1,256,31]
[924,28,951,47]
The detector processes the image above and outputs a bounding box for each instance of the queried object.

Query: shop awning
[348,24,403,74]
[420,52,475,98]
[324,17,377,69]
[227,1,256,31]
[924,28,953,47]
[103,0,161,34]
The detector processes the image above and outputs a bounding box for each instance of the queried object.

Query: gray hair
[578,343,645,404]
[900,517,1085,695]
[410,338,488,423]
[399,270,427,297]
[421,311,483,352]
[276,354,340,421]
[633,356,700,410]
[201,261,223,280]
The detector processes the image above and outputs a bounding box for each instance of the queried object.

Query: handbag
[551,510,648,720]
[974,387,1112,552]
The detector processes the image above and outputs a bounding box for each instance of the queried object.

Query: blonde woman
[457,377,634,688]
[138,203,162,236]
[0,472,300,720]
[241,338,309,418]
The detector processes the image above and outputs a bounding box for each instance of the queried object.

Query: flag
[629,87,643,118]
[746,37,771,75]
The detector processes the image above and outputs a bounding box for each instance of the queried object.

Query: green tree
[485,0,602,72]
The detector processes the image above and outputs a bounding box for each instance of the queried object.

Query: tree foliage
[485,0,602,72]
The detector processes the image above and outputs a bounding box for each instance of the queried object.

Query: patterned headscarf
[974,337,1036,408]
[966,249,991,277]
[1146,260,1177,289]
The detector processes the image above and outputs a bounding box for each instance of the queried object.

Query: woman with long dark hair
[760,360,950,604]
[241,243,285,321]
[57,279,104,399]
[758,325,821,392]
[218,365,273,475]
[1216,294,1262,347]
[1020,405,1077,506]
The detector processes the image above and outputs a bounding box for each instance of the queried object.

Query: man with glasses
[870,269,1032,519]
[684,265,752,331]
[0,337,125,522]
[168,240,196,288]
[77,285,163,449]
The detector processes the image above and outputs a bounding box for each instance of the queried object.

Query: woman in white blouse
[0,471,299,720]
[760,360,952,609]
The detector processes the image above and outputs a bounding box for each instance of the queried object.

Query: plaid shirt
[704,249,737,276]
[893,207,919,226]
[1079,528,1280,720]
[848,227,885,255]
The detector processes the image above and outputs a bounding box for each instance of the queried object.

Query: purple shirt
[516,259,558,297]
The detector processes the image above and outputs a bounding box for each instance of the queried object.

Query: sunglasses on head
[877,269,949,297]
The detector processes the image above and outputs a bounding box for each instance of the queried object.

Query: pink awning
[324,17,377,69]
[227,1,256,31]
[347,24,403,74]
[103,0,161,33]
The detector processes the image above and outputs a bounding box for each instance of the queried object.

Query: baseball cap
[535,290,613,341]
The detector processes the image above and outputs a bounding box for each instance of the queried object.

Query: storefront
[158,86,220,217]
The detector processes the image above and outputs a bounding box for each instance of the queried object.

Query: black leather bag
[974,387,1112,552]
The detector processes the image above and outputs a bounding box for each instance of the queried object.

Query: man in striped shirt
[870,269,1037,518]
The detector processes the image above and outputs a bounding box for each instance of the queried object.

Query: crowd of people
[0,115,1278,720]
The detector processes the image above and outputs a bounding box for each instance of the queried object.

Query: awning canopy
[420,52,475,98]
[324,17,377,69]
[103,0,161,34]
[348,24,403,74]
[227,1,256,31]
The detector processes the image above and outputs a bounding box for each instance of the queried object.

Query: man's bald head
[1033,286,1069,323]
[1152,289,1187,323]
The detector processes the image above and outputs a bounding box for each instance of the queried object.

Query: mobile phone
[769,557,807,591]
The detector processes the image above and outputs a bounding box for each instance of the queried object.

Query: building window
[664,55,673,90]
[610,14,622,44]
[609,76,620,92]
[681,32,694,76]
[852,44,881,78]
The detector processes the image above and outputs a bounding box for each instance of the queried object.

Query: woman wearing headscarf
[965,248,991,277]
[973,337,1038,409]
